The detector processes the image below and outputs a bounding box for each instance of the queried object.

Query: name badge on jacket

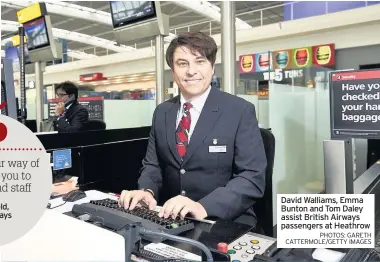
[209,145,227,153]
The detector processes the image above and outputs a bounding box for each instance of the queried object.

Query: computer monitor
[46,147,83,184]
[20,15,62,64]
[23,17,50,51]
[111,1,169,43]
[80,138,148,192]
[110,1,157,29]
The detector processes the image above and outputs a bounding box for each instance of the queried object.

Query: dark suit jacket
[54,102,89,133]
[138,87,267,226]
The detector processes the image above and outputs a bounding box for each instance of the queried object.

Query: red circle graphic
[0,122,8,142]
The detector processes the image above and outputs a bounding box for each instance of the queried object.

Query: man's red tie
[176,102,192,159]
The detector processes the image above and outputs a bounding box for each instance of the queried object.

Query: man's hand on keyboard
[158,195,207,220]
[118,190,157,210]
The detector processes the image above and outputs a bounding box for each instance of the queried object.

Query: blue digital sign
[24,17,49,50]
[53,149,72,170]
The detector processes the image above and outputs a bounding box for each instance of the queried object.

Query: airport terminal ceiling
[1,1,283,59]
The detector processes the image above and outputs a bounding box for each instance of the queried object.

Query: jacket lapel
[182,87,222,166]
[165,97,181,164]
[64,103,76,119]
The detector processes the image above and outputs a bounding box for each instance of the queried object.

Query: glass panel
[13,74,158,132]
[75,76,157,131]
[269,67,333,224]
[235,79,261,124]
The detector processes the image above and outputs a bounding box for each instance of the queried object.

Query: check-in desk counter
[2,190,378,262]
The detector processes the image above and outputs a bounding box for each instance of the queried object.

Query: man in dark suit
[119,32,267,227]
[54,81,89,133]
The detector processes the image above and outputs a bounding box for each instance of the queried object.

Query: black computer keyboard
[71,198,195,242]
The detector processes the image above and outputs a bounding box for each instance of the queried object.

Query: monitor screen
[110,1,157,28]
[23,17,50,50]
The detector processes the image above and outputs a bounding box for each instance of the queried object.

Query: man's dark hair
[166,32,217,69]
[55,81,79,100]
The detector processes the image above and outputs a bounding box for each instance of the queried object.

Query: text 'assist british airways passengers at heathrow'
[276,194,375,249]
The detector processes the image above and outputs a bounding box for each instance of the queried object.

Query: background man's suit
[138,87,267,226]
[54,102,89,133]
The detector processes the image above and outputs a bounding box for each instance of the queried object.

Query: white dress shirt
[176,86,211,143]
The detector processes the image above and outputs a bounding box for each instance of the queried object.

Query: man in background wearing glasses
[54,81,89,133]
